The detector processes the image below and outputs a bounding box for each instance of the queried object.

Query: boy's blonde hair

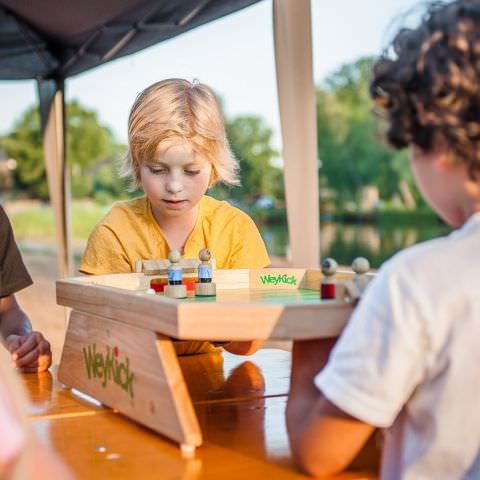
[121,78,239,188]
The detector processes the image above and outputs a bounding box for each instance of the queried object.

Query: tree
[1,107,46,198]
[1,101,122,199]
[219,115,281,203]
[316,57,417,208]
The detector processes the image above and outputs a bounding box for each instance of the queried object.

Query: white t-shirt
[316,213,480,480]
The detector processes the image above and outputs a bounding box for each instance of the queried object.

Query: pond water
[260,220,451,269]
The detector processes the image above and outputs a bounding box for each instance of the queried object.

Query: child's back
[318,214,480,478]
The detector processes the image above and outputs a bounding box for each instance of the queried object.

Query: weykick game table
[56,267,366,453]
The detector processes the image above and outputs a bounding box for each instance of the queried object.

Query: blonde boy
[287,1,480,479]
[81,78,270,355]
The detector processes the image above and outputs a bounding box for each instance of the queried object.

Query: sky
[0,0,422,148]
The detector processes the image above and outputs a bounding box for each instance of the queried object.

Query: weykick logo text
[82,344,135,399]
[259,274,297,286]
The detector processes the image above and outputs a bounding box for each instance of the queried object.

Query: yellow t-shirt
[80,195,270,355]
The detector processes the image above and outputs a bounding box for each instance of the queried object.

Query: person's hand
[5,332,52,373]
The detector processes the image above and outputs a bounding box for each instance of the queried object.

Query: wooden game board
[57,267,368,453]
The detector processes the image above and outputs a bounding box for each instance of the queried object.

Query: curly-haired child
[287,2,480,478]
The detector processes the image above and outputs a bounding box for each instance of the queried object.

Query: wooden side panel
[71,272,144,290]
[212,269,250,289]
[58,310,201,446]
[177,301,353,340]
[56,280,179,335]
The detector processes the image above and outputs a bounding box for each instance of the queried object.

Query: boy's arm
[287,339,375,477]
[0,295,52,373]
[0,295,31,338]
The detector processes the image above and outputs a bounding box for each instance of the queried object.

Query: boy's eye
[148,166,167,174]
[184,169,200,176]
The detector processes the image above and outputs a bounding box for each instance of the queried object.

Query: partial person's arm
[288,259,429,477]
[287,339,375,477]
[0,350,72,479]
[0,295,52,373]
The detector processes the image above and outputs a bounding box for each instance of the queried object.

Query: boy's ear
[430,138,457,170]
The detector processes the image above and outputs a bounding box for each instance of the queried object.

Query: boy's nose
[166,177,183,194]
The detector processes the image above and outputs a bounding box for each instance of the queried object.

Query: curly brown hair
[370,0,480,179]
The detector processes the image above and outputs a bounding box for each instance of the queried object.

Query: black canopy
[0,0,261,80]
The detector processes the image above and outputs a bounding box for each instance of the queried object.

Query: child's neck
[153,205,199,253]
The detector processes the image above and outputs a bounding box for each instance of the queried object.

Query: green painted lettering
[259,274,297,287]
[82,344,95,379]
[94,352,104,378]
[82,343,135,398]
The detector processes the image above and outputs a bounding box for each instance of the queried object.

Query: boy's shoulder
[201,196,252,224]
[379,214,480,298]
[99,197,149,228]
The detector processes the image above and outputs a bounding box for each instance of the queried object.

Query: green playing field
[183,288,325,305]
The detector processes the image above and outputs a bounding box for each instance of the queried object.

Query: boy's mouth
[162,199,188,208]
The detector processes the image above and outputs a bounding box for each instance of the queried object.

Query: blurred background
[1,0,449,272]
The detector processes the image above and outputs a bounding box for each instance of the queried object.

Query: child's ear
[431,138,455,170]
[436,149,459,172]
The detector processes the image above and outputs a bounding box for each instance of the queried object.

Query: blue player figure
[164,250,187,298]
[195,248,216,297]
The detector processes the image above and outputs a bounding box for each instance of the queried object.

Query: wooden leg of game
[58,309,202,449]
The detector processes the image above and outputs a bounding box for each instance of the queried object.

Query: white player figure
[164,250,187,299]
[344,256,372,301]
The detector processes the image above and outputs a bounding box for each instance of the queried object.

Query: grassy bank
[8,201,109,241]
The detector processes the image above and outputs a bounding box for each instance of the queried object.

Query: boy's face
[410,145,466,227]
[139,140,212,220]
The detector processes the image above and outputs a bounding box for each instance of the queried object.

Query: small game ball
[145,288,156,295]
[321,257,338,277]
[352,257,370,275]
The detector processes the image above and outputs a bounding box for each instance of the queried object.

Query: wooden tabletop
[23,349,379,480]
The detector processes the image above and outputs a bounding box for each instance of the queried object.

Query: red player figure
[321,257,338,300]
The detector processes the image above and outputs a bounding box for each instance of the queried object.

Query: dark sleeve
[0,206,33,298]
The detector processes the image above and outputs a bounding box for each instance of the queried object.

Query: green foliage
[317,57,419,208]
[217,115,282,202]
[1,101,125,200]
[1,108,47,198]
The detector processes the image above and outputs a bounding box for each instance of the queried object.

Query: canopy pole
[273,0,319,267]
[38,79,73,277]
